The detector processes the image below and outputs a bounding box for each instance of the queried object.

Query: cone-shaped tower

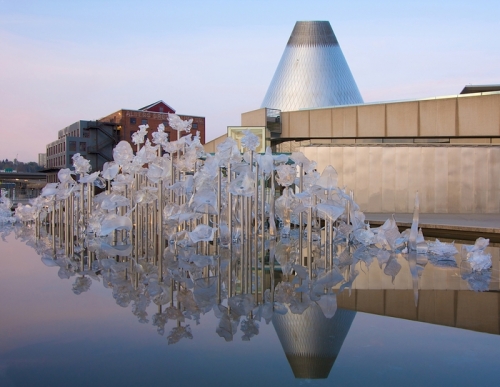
[272,303,356,379]
[261,21,363,111]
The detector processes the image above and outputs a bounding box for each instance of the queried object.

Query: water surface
[1,228,499,387]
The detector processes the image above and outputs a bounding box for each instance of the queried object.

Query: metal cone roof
[272,303,356,379]
[261,21,363,111]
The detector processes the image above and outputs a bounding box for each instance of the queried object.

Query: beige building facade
[205,91,500,214]
[240,91,500,145]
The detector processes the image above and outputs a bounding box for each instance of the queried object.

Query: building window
[79,142,87,152]
[192,123,198,129]
[69,141,76,151]
[159,107,164,112]
[130,117,136,124]
[141,119,148,125]
[83,129,90,138]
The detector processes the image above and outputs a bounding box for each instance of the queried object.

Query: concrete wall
[301,144,500,214]
[338,289,500,335]
[281,93,500,140]
[334,244,500,333]
[203,134,229,154]
[241,108,267,127]
[206,93,500,214]
[335,244,499,291]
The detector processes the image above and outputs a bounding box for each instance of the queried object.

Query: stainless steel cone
[272,302,356,379]
[262,21,363,111]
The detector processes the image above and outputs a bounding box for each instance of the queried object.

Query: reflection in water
[1,220,498,379]
[1,123,498,380]
[273,303,356,379]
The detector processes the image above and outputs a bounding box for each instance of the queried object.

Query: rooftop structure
[261,21,363,111]
[460,84,500,94]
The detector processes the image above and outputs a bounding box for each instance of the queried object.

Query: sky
[0,0,498,162]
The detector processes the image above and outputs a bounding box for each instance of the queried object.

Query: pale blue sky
[1,0,498,162]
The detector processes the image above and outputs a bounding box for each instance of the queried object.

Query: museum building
[204,21,500,214]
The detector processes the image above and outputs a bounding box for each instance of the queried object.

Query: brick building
[99,100,206,146]
[42,101,205,182]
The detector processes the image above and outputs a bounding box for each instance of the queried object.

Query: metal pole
[227,164,233,298]
[158,179,164,272]
[253,159,259,298]
[299,163,304,265]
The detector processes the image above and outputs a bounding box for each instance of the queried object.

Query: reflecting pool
[3,115,499,387]
[1,224,499,387]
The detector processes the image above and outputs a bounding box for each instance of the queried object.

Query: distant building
[44,120,119,183]
[99,100,206,146]
[38,153,46,169]
[0,171,47,204]
[43,101,205,183]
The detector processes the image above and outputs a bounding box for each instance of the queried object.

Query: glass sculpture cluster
[0,113,493,344]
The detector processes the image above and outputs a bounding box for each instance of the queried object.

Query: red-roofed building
[42,101,205,182]
[99,100,205,146]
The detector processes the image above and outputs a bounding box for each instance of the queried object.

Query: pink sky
[1,0,498,162]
